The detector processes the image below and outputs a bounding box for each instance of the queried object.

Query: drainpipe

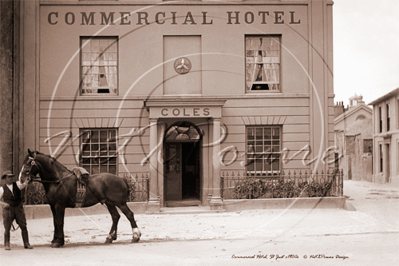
[0,0,15,176]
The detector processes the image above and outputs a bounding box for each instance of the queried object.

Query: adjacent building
[369,88,399,185]
[334,94,372,181]
[1,0,335,211]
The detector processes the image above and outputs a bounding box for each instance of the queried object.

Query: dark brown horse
[19,149,141,248]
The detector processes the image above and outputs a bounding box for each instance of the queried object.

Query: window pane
[247,128,254,139]
[109,130,116,142]
[264,159,271,171]
[272,128,280,138]
[109,143,116,152]
[100,130,108,142]
[109,157,117,164]
[264,140,272,147]
[272,155,280,171]
[100,144,108,156]
[109,165,116,175]
[91,144,99,154]
[256,159,263,171]
[91,131,99,142]
[82,144,90,157]
[264,128,271,139]
[255,145,263,153]
[100,165,108,173]
[255,128,263,139]
[92,166,100,174]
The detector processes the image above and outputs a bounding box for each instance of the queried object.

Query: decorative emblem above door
[174,57,192,75]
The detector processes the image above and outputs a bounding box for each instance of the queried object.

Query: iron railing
[122,173,149,202]
[22,173,149,205]
[221,169,343,199]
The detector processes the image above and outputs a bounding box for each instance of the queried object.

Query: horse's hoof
[104,238,113,244]
[51,243,63,248]
[132,233,140,243]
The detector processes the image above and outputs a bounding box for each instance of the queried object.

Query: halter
[22,155,60,184]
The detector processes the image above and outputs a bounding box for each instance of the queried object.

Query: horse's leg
[104,202,120,244]
[49,204,58,245]
[118,203,141,243]
[51,205,66,248]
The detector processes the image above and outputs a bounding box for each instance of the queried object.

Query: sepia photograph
[0,0,398,265]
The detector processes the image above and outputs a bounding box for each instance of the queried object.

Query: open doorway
[164,122,202,207]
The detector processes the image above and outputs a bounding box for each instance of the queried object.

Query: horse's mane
[32,151,73,174]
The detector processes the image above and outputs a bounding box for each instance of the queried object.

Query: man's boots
[4,232,10,250]
[22,229,33,249]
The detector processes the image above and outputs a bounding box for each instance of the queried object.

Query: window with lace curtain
[245,36,281,92]
[80,37,118,95]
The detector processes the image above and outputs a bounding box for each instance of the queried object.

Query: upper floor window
[80,128,118,174]
[386,104,390,131]
[379,106,382,133]
[246,126,281,176]
[245,36,280,92]
[81,37,118,95]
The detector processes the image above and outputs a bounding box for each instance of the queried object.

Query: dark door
[165,143,182,201]
[181,142,200,200]
[165,142,200,202]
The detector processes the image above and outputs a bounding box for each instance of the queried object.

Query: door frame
[163,121,203,206]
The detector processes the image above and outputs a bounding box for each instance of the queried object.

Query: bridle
[22,155,60,184]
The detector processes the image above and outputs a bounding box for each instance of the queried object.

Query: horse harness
[24,156,90,208]
[72,167,89,208]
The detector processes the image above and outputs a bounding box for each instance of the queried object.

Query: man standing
[0,170,33,250]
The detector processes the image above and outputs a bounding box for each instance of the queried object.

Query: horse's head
[20,149,57,184]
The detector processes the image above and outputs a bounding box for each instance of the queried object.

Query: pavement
[1,180,398,248]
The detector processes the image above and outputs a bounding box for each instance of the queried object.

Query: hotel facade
[1,0,335,211]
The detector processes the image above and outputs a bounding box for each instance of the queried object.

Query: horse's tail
[123,177,131,198]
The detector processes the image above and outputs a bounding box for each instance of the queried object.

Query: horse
[19,149,141,248]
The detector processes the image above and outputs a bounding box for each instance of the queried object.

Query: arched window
[165,122,201,142]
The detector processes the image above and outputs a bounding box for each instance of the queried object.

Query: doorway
[164,122,202,207]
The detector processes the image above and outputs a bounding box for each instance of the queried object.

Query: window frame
[379,106,382,133]
[80,36,119,96]
[363,139,372,154]
[379,144,383,173]
[245,35,281,93]
[245,125,282,176]
[79,128,118,175]
[386,104,390,132]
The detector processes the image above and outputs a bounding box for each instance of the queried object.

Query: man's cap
[1,170,14,180]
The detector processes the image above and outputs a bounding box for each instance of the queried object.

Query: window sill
[245,91,282,96]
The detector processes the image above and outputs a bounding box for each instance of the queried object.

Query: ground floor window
[80,128,117,174]
[363,139,373,154]
[246,126,281,175]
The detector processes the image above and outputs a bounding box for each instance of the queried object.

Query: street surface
[1,180,398,266]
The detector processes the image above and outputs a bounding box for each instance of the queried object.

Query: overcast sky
[333,0,399,106]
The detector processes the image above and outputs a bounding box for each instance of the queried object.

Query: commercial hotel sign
[47,10,301,26]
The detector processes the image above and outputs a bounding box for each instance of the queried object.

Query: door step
[159,206,225,214]
[165,200,201,207]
